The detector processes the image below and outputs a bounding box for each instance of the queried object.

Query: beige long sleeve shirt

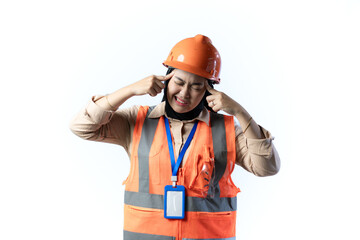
[70,96,280,177]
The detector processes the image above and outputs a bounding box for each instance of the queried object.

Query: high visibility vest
[123,106,240,240]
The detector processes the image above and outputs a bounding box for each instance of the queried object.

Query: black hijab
[162,67,215,121]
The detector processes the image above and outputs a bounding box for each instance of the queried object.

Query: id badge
[164,185,185,219]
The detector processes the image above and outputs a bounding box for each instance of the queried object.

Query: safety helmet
[163,34,221,83]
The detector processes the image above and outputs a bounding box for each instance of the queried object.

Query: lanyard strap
[164,117,198,179]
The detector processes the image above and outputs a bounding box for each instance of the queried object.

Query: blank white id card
[164,185,185,219]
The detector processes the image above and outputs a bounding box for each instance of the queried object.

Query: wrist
[233,104,247,119]
[122,84,137,98]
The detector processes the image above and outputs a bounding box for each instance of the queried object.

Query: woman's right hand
[94,71,175,111]
[130,72,175,97]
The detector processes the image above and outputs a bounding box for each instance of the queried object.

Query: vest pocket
[196,211,232,219]
[184,211,236,239]
[128,205,162,215]
[187,145,215,198]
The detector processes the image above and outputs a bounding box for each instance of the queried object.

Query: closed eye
[174,80,185,86]
[174,77,185,85]
[191,83,204,90]
[174,76,204,90]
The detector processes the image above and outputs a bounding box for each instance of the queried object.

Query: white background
[1,0,359,239]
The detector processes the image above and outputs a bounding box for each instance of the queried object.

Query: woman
[70,34,280,240]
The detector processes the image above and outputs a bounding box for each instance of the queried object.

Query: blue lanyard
[164,117,198,180]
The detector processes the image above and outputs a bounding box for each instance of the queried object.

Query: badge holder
[164,176,185,219]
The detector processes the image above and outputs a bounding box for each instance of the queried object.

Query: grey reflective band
[183,238,236,240]
[125,191,164,210]
[124,230,175,240]
[209,112,228,197]
[138,106,158,193]
[125,191,237,212]
[124,230,235,240]
[186,194,237,212]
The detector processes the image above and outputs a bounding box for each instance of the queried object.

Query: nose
[179,85,190,98]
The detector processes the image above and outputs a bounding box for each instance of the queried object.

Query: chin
[170,102,191,113]
[173,107,189,113]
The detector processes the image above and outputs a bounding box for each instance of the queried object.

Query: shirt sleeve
[235,123,281,177]
[69,95,139,153]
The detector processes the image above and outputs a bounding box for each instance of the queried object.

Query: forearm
[95,74,171,110]
[95,85,135,111]
[233,104,265,139]
[204,83,266,139]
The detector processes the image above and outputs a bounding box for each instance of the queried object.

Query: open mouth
[175,96,188,106]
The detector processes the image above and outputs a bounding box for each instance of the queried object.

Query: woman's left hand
[205,82,242,116]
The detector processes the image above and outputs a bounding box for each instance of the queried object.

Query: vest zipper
[178,219,181,240]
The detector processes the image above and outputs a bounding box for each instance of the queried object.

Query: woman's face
[167,69,207,113]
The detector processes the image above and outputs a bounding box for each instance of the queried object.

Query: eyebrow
[175,76,204,86]
[175,76,185,82]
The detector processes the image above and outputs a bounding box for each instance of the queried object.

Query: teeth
[177,97,186,104]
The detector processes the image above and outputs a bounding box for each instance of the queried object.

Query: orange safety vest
[123,106,240,240]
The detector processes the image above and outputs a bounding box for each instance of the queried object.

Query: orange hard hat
[163,34,221,83]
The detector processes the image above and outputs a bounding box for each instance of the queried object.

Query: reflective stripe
[125,191,237,212]
[186,195,237,212]
[183,238,236,240]
[124,230,175,240]
[209,112,228,197]
[124,191,163,210]
[138,106,158,193]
